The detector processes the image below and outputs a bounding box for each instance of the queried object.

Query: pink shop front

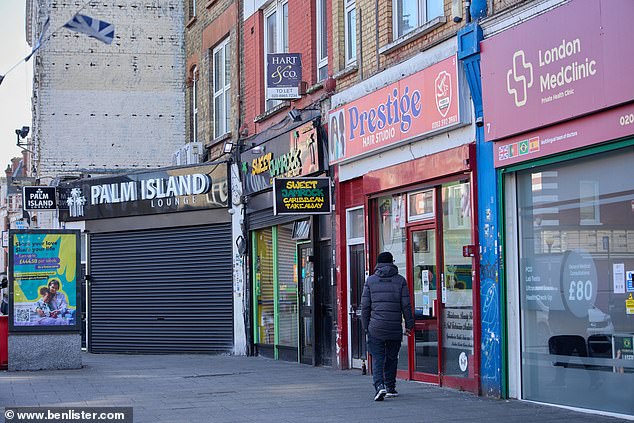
[480,0,634,417]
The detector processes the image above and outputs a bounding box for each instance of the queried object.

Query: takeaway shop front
[240,118,336,366]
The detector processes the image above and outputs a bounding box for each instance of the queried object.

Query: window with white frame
[264,0,289,110]
[393,0,444,39]
[213,38,231,139]
[190,66,198,142]
[344,0,357,66]
[316,0,328,81]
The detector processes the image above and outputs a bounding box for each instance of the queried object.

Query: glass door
[440,181,476,391]
[409,226,441,383]
[298,244,314,364]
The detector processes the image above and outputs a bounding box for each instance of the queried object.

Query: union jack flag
[64,14,115,44]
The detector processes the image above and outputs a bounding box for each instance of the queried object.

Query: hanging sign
[273,177,331,215]
[267,53,302,100]
[23,186,57,210]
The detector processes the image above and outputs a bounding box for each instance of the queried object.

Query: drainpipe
[457,18,503,399]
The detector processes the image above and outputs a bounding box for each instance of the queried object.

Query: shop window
[441,181,474,378]
[393,0,443,39]
[407,189,434,222]
[264,0,289,110]
[254,228,274,345]
[253,225,299,354]
[376,194,406,270]
[444,183,470,230]
[213,38,231,139]
[344,0,357,66]
[277,225,298,348]
[515,147,634,415]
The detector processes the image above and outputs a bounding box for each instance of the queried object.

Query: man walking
[361,251,414,401]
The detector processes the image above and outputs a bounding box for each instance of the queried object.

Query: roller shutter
[89,224,233,353]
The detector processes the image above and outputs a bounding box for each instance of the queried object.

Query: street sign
[22,186,57,210]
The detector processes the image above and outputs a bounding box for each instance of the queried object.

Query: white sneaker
[374,385,387,401]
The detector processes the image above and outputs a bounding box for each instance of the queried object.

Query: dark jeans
[367,335,401,390]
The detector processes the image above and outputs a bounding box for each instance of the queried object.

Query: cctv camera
[475,116,484,127]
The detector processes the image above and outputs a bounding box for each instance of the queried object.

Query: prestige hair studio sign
[273,177,331,215]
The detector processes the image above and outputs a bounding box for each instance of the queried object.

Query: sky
[0,1,33,170]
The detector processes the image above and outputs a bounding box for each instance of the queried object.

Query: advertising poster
[9,230,80,332]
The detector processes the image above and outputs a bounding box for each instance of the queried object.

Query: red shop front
[335,143,481,394]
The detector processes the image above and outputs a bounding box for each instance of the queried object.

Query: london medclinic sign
[481,0,634,141]
[59,163,229,221]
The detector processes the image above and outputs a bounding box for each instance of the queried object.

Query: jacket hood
[374,262,399,278]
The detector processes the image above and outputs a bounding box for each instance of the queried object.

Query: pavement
[1,353,631,423]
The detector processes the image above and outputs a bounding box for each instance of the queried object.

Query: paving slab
[0,353,630,422]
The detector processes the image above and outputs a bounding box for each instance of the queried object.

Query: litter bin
[0,315,7,369]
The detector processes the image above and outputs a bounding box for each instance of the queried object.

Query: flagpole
[0,0,91,87]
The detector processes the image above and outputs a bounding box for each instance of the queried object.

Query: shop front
[59,163,234,354]
[481,0,634,416]
[330,47,481,393]
[240,117,335,365]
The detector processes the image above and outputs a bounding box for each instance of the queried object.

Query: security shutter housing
[89,224,233,353]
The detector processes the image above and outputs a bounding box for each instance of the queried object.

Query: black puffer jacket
[361,262,414,341]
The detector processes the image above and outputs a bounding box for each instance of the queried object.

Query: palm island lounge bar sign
[59,163,229,221]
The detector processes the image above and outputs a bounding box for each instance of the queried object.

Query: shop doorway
[377,182,477,392]
[348,243,366,369]
[345,206,367,369]
[407,225,440,384]
[315,241,333,366]
[298,244,314,364]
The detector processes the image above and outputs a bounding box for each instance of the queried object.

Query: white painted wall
[31,0,185,181]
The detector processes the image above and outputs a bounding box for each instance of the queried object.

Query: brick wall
[32,0,186,179]
[185,0,238,159]
[332,0,465,93]
[241,0,326,136]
